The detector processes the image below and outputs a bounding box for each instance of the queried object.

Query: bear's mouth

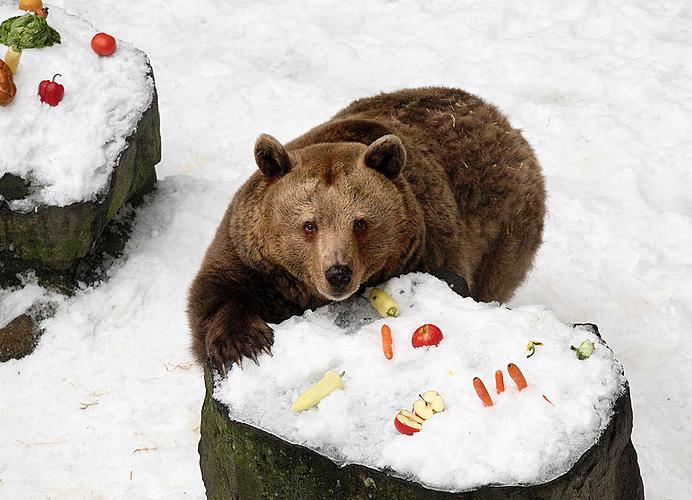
[318,284,359,302]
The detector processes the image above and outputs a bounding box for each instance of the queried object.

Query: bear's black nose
[325,265,352,290]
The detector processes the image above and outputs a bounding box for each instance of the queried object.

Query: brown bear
[188,87,546,373]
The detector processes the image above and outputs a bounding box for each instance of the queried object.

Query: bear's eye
[354,218,367,232]
[303,221,317,235]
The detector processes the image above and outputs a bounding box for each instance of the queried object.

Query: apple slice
[422,390,445,413]
[394,410,423,435]
[412,398,434,420]
[400,409,425,425]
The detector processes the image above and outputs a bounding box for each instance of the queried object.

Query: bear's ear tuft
[254,134,293,178]
[363,134,406,179]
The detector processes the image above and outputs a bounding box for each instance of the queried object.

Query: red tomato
[91,32,117,56]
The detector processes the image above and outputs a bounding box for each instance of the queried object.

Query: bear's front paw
[206,310,274,376]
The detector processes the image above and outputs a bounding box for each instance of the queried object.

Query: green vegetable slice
[570,339,595,360]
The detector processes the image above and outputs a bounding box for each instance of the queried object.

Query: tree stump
[0,81,160,288]
[200,361,643,499]
[197,271,644,500]
[0,3,162,359]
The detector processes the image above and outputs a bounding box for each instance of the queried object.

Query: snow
[214,273,626,491]
[0,279,46,328]
[0,1,153,210]
[1,0,691,498]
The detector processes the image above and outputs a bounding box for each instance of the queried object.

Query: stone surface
[0,68,161,288]
[0,314,38,362]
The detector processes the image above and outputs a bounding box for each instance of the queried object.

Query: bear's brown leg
[188,271,275,375]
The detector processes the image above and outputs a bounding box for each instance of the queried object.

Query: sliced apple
[400,409,425,425]
[412,398,434,420]
[394,410,423,435]
[422,390,445,413]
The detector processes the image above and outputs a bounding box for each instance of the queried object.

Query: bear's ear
[254,134,293,178]
[363,134,406,179]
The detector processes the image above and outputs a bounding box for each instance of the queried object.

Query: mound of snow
[214,273,626,492]
[0,1,154,210]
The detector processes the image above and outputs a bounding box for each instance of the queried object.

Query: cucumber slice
[570,340,595,360]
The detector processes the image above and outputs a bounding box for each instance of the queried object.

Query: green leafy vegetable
[0,13,61,51]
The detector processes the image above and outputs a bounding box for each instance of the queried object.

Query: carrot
[507,363,528,391]
[381,324,393,360]
[473,377,493,407]
[495,370,505,394]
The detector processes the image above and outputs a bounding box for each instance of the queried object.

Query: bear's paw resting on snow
[187,87,546,373]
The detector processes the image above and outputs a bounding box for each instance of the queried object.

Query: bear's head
[253,133,415,301]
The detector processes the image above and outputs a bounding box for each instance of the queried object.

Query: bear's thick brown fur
[188,87,546,372]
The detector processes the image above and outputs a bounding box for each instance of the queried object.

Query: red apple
[411,323,443,347]
[394,410,423,435]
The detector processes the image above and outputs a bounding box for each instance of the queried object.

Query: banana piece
[291,370,345,412]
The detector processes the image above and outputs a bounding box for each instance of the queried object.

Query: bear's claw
[206,313,274,376]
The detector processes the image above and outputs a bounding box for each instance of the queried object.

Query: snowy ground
[1,0,691,498]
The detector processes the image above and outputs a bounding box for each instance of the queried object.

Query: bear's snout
[325,265,353,293]
[325,265,353,289]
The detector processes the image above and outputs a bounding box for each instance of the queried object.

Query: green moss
[0,204,96,264]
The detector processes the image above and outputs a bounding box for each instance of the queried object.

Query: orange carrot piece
[495,370,505,394]
[507,363,528,391]
[381,324,393,360]
[473,377,493,406]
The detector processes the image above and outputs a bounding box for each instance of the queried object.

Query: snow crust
[214,273,625,492]
[0,1,154,210]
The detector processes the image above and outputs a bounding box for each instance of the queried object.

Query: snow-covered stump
[200,365,642,499]
[198,275,643,499]
[0,89,160,285]
[0,2,161,288]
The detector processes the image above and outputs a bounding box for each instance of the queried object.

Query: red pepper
[38,74,64,106]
